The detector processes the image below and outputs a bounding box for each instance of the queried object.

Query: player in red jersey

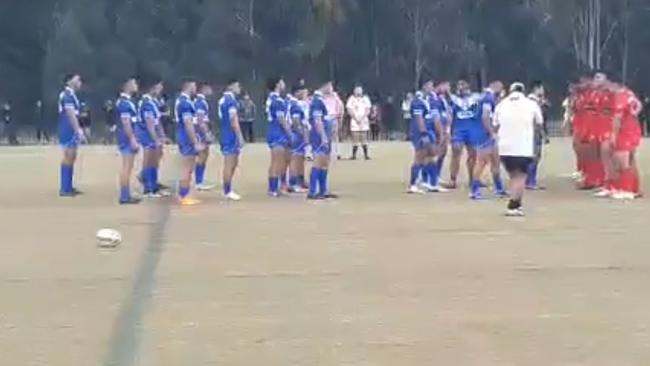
[609,84,643,200]
[577,78,606,189]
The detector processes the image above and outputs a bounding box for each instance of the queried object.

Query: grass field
[1,139,650,366]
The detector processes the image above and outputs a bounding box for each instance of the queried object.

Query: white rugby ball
[96,228,122,248]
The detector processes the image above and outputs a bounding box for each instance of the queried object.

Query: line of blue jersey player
[408,78,506,199]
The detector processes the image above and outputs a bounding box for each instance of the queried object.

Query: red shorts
[615,122,641,152]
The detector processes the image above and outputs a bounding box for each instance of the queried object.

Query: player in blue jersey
[175,78,203,206]
[287,84,310,193]
[218,79,245,201]
[470,80,507,199]
[407,81,436,194]
[115,76,142,205]
[57,74,86,197]
[422,82,448,193]
[447,80,482,191]
[307,81,336,200]
[265,77,292,197]
[194,83,216,191]
[136,76,167,198]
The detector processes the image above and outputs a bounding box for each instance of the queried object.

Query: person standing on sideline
[218,79,246,201]
[401,92,414,138]
[57,74,86,197]
[493,82,544,216]
[369,102,382,141]
[79,102,92,143]
[346,84,372,160]
[239,92,256,143]
[115,76,142,205]
[103,100,116,145]
[322,82,344,160]
[526,80,550,190]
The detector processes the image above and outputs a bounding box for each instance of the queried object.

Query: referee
[494,82,544,216]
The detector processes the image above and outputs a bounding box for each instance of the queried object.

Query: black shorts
[501,156,534,174]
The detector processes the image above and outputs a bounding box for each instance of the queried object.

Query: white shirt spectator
[346,94,372,132]
[494,91,544,157]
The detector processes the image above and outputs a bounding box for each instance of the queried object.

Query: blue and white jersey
[57,87,81,140]
[174,93,196,145]
[449,93,482,127]
[409,92,430,135]
[287,95,306,130]
[138,94,160,127]
[480,89,497,121]
[194,94,210,124]
[116,93,138,138]
[218,91,240,144]
[426,92,444,129]
[309,92,330,136]
[266,92,288,141]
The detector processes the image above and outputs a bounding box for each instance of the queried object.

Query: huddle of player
[407,78,509,200]
[57,73,337,205]
[569,72,643,200]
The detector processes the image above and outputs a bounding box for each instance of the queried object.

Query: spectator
[2,102,17,145]
[369,102,382,141]
[158,96,174,143]
[642,96,650,136]
[35,100,49,144]
[103,99,116,145]
[239,92,256,142]
[401,92,413,138]
[382,95,398,138]
[79,102,92,143]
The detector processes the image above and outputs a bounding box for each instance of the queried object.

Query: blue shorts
[410,130,436,151]
[118,139,139,155]
[135,128,158,151]
[220,136,241,156]
[178,142,198,157]
[291,131,306,156]
[58,125,79,149]
[268,134,290,150]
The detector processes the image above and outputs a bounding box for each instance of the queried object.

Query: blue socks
[268,176,279,194]
[289,176,298,187]
[119,185,131,202]
[527,162,538,187]
[223,181,232,195]
[179,185,190,198]
[427,162,440,187]
[298,175,305,186]
[493,174,505,193]
[319,169,329,196]
[195,164,206,185]
[309,168,320,196]
[60,164,73,193]
[410,165,422,186]
[470,179,481,196]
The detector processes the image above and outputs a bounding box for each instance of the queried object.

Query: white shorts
[350,119,370,133]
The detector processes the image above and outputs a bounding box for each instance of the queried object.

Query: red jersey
[614,88,642,151]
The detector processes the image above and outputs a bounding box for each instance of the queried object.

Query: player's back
[58,88,80,133]
[174,94,195,144]
[266,93,287,139]
[409,93,428,135]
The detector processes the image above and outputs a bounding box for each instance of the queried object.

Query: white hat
[509,82,525,93]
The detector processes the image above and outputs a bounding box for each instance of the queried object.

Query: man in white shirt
[346,84,372,160]
[494,82,544,216]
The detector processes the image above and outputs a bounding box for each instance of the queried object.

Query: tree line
[0,0,648,132]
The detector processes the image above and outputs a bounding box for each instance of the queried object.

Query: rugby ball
[96,228,122,248]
